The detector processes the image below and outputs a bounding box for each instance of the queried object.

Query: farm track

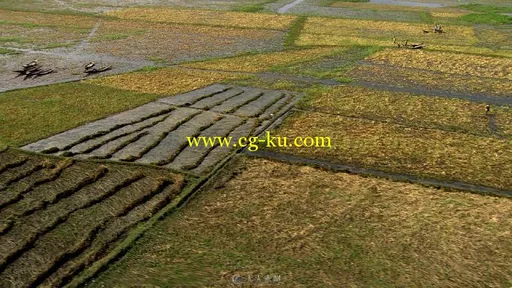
[22,85,303,176]
[0,148,185,288]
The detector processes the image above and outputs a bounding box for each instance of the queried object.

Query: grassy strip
[459,13,512,25]
[0,9,97,29]
[298,17,477,47]
[273,45,382,79]
[284,16,307,49]
[233,0,279,12]
[331,0,369,3]
[0,6,98,17]
[0,47,19,55]
[88,68,248,96]
[0,82,167,148]
[181,47,337,73]
[458,4,512,14]
[272,111,512,190]
[366,49,512,80]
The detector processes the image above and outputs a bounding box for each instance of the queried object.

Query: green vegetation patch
[459,13,512,25]
[233,0,278,12]
[0,47,19,54]
[274,45,382,79]
[458,4,512,14]
[0,83,162,147]
[284,16,307,49]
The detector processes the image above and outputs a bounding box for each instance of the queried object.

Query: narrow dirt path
[54,0,83,12]
[76,21,103,51]
[277,0,306,13]
[488,114,504,138]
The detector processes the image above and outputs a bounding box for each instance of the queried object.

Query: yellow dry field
[430,11,469,18]
[87,67,249,95]
[367,49,512,80]
[274,112,512,190]
[297,17,477,46]
[350,64,512,97]
[296,34,390,47]
[476,28,512,50]
[88,157,512,287]
[0,9,96,29]
[182,47,340,73]
[106,8,296,30]
[301,85,512,136]
[426,45,512,58]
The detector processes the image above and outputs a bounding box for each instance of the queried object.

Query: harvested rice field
[1,0,511,287]
[298,85,512,136]
[297,17,477,46]
[350,60,512,97]
[0,148,188,288]
[87,157,512,287]
[272,111,512,190]
[367,49,512,79]
[21,85,303,176]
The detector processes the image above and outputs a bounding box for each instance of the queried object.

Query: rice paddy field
[0,0,511,287]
